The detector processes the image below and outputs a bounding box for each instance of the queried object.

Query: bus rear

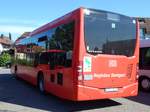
[76,8,139,100]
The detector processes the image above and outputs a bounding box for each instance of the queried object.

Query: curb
[0,67,7,69]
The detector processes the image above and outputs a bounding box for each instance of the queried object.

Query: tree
[0,34,4,38]
[0,53,11,66]
[9,32,12,40]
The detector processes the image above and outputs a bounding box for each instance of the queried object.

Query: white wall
[0,43,3,54]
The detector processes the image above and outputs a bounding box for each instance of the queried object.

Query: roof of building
[0,36,12,45]
[137,17,150,34]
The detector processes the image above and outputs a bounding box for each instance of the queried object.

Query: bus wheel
[139,77,150,92]
[38,74,45,93]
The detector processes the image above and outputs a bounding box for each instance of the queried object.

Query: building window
[140,28,146,39]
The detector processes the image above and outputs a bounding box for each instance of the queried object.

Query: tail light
[77,65,83,81]
[77,65,82,73]
[136,63,139,80]
[77,61,83,84]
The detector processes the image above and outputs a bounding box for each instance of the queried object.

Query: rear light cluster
[127,64,133,78]
[77,65,82,73]
[136,63,139,80]
[77,65,83,82]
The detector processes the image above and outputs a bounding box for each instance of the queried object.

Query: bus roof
[140,39,150,48]
[29,7,134,37]
[29,8,80,37]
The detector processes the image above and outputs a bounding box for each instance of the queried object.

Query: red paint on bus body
[11,7,139,101]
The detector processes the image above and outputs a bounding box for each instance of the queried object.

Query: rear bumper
[76,82,138,101]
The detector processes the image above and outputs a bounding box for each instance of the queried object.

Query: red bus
[11,7,139,101]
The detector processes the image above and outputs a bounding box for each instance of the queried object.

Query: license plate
[105,88,118,92]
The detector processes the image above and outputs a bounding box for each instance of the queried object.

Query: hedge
[0,53,11,67]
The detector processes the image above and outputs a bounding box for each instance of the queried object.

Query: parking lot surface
[0,68,150,112]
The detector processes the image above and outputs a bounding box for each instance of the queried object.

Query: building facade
[0,35,13,54]
[138,18,150,39]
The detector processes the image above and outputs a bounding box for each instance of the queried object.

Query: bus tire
[38,73,45,93]
[139,77,150,92]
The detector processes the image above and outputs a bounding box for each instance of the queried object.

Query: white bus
[139,39,150,91]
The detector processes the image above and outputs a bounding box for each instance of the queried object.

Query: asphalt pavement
[0,68,150,112]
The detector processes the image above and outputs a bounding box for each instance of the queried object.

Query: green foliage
[0,53,11,66]
[9,32,12,40]
[12,58,33,66]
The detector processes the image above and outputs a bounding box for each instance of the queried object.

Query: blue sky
[0,0,150,41]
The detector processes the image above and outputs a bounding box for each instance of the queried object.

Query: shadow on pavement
[127,91,150,106]
[0,73,121,112]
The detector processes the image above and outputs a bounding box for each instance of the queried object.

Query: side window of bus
[48,21,75,51]
[26,53,34,66]
[57,52,66,66]
[39,52,49,64]
[38,36,47,51]
[48,21,75,67]
[49,53,56,69]
[49,52,69,68]
[34,53,39,67]
[140,48,150,69]
[66,51,72,67]
[56,52,72,67]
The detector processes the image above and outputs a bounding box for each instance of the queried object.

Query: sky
[0,0,150,41]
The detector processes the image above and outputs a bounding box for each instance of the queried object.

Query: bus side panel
[16,65,38,85]
[72,9,81,100]
[44,68,75,100]
[44,10,80,101]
